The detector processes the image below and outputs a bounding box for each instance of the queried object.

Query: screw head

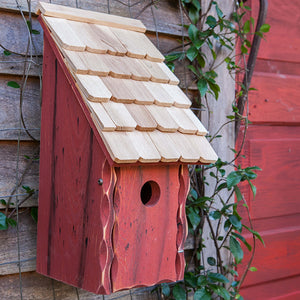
[98,178,103,185]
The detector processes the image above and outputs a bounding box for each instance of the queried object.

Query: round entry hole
[140,181,160,206]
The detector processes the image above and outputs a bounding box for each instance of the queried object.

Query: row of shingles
[56,18,213,162]
[99,130,217,164]
[43,16,165,61]
[42,15,216,163]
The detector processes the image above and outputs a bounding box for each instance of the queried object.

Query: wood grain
[0,0,188,36]
[0,141,39,209]
[127,131,161,163]
[0,210,37,275]
[111,165,186,291]
[102,101,137,130]
[0,12,43,55]
[0,271,161,299]
[249,72,300,124]
[0,75,41,141]
[147,130,180,162]
[125,104,157,131]
[37,1,146,33]
[37,45,115,293]
[75,74,112,102]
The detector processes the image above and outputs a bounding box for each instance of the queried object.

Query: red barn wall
[240,1,300,299]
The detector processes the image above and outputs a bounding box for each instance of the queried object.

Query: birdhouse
[36,2,217,295]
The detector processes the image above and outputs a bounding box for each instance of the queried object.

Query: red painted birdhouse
[36,2,217,295]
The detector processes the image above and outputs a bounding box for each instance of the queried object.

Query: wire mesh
[0,0,188,299]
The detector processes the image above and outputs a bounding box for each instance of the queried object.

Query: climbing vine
[0,0,269,299]
[160,1,269,299]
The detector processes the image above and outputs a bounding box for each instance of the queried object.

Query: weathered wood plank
[0,141,39,209]
[0,210,37,275]
[0,75,41,141]
[0,209,194,275]
[0,271,160,299]
[0,12,43,55]
[0,0,186,36]
[0,50,43,77]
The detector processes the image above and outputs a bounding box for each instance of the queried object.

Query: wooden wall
[0,0,234,298]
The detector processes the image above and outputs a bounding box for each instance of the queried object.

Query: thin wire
[150,1,160,49]
[0,128,40,132]
[178,0,188,94]
[107,0,110,13]
[0,257,36,267]
[1,192,38,199]
[128,0,132,18]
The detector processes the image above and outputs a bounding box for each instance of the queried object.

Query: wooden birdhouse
[36,2,217,295]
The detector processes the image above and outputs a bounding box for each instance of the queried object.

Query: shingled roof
[36,2,218,164]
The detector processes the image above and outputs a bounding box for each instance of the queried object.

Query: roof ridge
[36,1,146,33]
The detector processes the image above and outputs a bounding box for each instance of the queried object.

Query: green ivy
[160,1,269,299]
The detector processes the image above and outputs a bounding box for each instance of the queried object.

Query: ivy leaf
[207,257,216,266]
[32,29,40,35]
[227,171,242,189]
[243,224,265,246]
[7,218,17,227]
[260,24,270,33]
[165,51,184,62]
[31,207,38,223]
[189,6,199,24]
[7,81,20,89]
[197,275,207,286]
[188,24,199,44]
[248,180,257,199]
[186,46,198,62]
[243,20,251,34]
[0,212,8,230]
[194,288,211,300]
[230,236,243,263]
[173,284,186,300]
[234,185,243,202]
[207,272,229,283]
[161,283,170,297]
[249,266,257,272]
[208,81,220,99]
[4,50,11,56]
[215,4,224,18]
[206,15,217,28]
[209,210,221,220]
[185,272,197,288]
[187,207,201,230]
[197,78,208,97]
[212,286,231,300]
[232,232,252,251]
[229,215,242,231]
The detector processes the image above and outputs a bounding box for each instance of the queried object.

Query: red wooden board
[238,2,300,297]
[249,72,300,124]
[37,37,115,294]
[241,275,300,300]
[251,0,300,62]
[111,165,189,291]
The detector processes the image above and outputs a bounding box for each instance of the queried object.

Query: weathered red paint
[237,0,300,298]
[111,165,189,292]
[238,0,300,296]
[37,19,189,294]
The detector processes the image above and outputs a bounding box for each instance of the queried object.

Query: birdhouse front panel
[36,1,218,295]
[111,164,189,291]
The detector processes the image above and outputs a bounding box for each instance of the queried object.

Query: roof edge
[36,1,147,33]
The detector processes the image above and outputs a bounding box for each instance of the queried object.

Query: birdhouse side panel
[111,165,189,292]
[37,37,115,294]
